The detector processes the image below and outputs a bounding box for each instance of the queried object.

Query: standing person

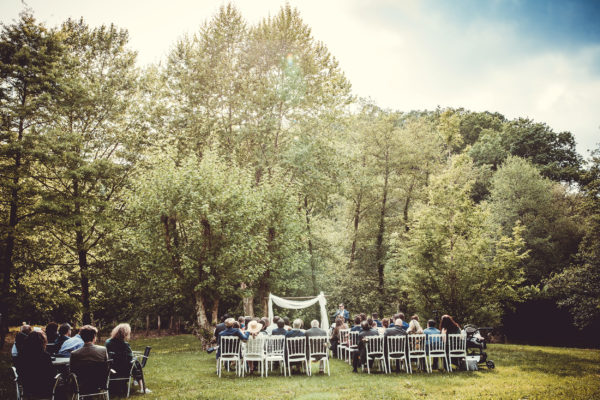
[105,323,147,394]
[332,303,350,323]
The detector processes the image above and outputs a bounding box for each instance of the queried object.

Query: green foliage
[392,154,528,325]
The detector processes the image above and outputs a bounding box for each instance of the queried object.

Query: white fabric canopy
[268,292,328,331]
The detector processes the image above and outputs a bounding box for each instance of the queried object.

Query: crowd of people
[11,321,148,398]
[212,304,463,374]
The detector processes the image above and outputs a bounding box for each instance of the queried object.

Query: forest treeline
[1,5,599,348]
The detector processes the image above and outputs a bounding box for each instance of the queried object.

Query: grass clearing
[2,334,599,399]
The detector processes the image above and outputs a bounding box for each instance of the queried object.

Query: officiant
[332,303,349,323]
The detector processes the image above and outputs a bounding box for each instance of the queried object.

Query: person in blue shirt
[56,328,84,357]
[350,315,362,332]
[424,319,442,370]
[216,318,249,358]
[332,303,350,323]
[372,313,382,328]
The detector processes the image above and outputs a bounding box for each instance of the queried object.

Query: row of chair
[337,332,468,373]
[217,336,330,378]
[11,346,151,400]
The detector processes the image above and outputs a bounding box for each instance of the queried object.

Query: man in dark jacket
[352,320,379,372]
[271,319,287,336]
[216,318,249,358]
[384,318,407,372]
[54,323,71,351]
[305,320,327,373]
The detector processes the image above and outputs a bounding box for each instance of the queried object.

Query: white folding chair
[217,336,242,377]
[286,337,308,376]
[307,336,330,376]
[407,334,430,373]
[265,336,286,377]
[386,335,409,373]
[364,336,386,374]
[12,366,22,400]
[427,333,450,372]
[242,336,266,377]
[347,331,360,364]
[337,329,349,360]
[448,333,467,371]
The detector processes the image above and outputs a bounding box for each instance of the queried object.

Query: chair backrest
[338,329,349,344]
[407,334,427,355]
[427,333,445,354]
[45,343,58,355]
[448,333,466,354]
[349,331,360,347]
[219,336,241,358]
[72,361,111,395]
[308,336,329,359]
[108,351,132,377]
[140,346,152,368]
[245,336,265,357]
[286,337,306,359]
[265,336,285,357]
[366,336,384,356]
[386,335,406,356]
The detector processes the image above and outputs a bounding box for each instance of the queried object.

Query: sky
[1,0,599,156]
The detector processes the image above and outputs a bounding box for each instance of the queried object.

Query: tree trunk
[157,315,161,334]
[145,314,150,336]
[211,298,219,325]
[304,196,318,294]
[349,191,362,266]
[375,157,389,316]
[241,283,254,317]
[169,315,174,332]
[194,291,211,330]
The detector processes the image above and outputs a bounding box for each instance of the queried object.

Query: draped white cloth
[268,292,328,331]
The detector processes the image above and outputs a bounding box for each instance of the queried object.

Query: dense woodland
[1,5,599,348]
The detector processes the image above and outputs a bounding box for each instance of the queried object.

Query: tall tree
[35,19,140,324]
[0,13,63,346]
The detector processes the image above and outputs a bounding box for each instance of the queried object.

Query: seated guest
[11,324,32,357]
[271,319,287,336]
[55,323,72,350]
[440,315,461,367]
[411,314,419,322]
[217,318,249,358]
[283,317,291,331]
[267,316,280,334]
[350,315,362,332]
[260,317,269,335]
[57,327,84,357]
[372,313,382,327]
[352,320,378,372]
[330,316,347,358]
[424,319,441,370]
[245,320,264,373]
[305,320,327,373]
[19,330,58,398]
[244,316,252,332]
[285,319,304,338]
[407,319,424,334]
[45,322,59,344]
[397,313,410,330]
[384,318,408,372]
[213,314,229,343]
[237,316,246,330]
[70,325,109,391]
[359,313,367,322]
[105,323,146,393]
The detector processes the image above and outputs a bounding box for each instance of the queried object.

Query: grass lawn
[2,334,599,399]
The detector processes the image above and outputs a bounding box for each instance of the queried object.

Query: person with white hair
[305,320,327,373]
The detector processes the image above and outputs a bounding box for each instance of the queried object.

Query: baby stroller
[464,325,495,369]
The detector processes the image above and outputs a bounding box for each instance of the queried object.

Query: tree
[547,145,600,329]
[489,156,583,285]
[0,12,63,346]
[392,154,527,325]
[34,19,141,324]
